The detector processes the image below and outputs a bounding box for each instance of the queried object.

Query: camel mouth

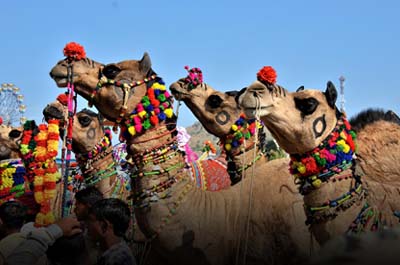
[52,76,68,88]
[242,105,272,117]
[169,83,190,100]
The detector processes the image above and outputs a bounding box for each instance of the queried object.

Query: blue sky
[1,0,399,131]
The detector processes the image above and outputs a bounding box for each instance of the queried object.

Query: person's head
[87,198,130,244]
[74,186,103,221]
[0,200,27,238]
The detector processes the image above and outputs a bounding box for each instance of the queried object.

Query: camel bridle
[91,72,158,130]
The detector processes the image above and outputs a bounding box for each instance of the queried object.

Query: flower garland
[222,114,263,152]
[120,79,175,139]
[290,116,357,192]
[0,159,26,204]
[19,119,60,226]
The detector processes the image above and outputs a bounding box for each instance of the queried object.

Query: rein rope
[61,64,77,217]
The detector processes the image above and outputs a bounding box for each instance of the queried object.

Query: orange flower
[257,66,277,84]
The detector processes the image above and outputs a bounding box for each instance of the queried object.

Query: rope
[241,114,259,265]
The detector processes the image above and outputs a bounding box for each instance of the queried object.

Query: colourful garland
[223,114,263,152]
[0,159,26,203]
[290,116,357,191]
[120,79,174,139]
[19,119,61,226]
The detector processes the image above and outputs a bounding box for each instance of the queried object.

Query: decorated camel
[42,94,131,200]
[238,66,400,245]
[49,43,313,265]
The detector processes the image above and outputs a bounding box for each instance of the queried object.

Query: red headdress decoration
[56,93,69,106]
[63,42,86,60]
[0,116,2,125]
[184,65,203,90]
[257,66,277,85]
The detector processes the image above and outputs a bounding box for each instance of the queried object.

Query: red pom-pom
[63,42,86,60]
[0,116,2,125]
[257,66,277,84]
[56,93,69,106]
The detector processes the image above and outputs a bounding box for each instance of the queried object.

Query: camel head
[50,43,154,123]
[238,66,339,154]
[0,124,23,160]
[43,96,105,155]
[170,71,241,137]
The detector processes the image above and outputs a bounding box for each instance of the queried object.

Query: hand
[55,216,82,237]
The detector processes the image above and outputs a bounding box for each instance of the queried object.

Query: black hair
[75,186,104,206]
[0,200,27,230]
[90,198,130,237]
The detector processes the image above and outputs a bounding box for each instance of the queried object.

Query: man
[0,201,27,262]
[87,198,136,265]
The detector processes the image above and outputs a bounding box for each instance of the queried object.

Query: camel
[49,49,313,265]
[0,125,21,160]
[238,67,400,245]
[42,95,131,200]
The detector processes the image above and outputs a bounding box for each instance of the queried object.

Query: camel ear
[139,52,152,75]
[296,86,304,92]
[324,81,337,109]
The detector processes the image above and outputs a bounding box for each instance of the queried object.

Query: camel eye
[78,116,92,127]
[9,130,22,139]
[294,97,319,115]
[206,95,223,109]
[102,64,121,79]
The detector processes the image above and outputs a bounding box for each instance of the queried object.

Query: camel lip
[242,104,273,111]
[53,77,68,88]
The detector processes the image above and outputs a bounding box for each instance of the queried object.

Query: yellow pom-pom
[35,192,44,204]
[164,108,174,118]
[153,83,166,90]
[128,126,136,136]
[138,110,147,118]
[225,144,232,151]
[312,179,322,188]
[231,124,238,131]
[297,164,306,174]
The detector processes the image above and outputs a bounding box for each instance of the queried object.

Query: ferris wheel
[0,83,27,126]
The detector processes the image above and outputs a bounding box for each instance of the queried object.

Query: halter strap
[90,74,158,131]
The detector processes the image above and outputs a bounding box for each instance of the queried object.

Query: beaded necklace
[290,115,357,195]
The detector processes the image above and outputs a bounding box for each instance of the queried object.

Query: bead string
[295,162,353,195]
[131,162,186,179]
[304,180,365,225]
[347,202,381,235]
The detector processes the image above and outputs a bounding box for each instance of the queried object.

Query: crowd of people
[0,187,136,265]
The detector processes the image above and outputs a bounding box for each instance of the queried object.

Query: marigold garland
[19,119,61,226]
[0,159,26,204]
